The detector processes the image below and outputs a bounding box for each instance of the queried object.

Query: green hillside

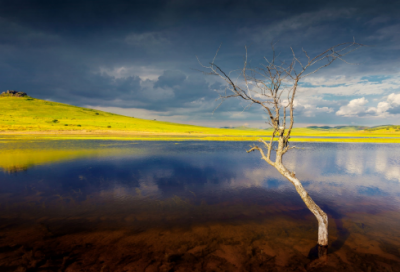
[365,125,400,132]
[0,96,269,137]
[1,96,399,142]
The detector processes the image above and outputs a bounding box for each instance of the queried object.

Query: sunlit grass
[0,97,269,136]
[1,96,400,142]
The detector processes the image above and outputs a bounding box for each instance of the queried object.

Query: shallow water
[1,140,400,271]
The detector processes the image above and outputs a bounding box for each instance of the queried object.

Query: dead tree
[199,41,364,254]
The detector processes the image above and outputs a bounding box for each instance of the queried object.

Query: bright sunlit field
[1,96,400,142]
[0,96,268,135]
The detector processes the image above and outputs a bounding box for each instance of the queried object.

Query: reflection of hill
[3,165,29,173]
[0,148,132,173]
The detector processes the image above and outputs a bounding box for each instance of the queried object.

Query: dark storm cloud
[0,0,399,124]
[154,71,186,89]
[388,105,400,115]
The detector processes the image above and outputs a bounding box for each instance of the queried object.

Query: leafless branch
[198,41,365,162]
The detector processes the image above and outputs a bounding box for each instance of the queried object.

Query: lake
[1,140,400,271]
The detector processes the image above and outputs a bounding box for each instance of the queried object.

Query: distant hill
[306,125,400,132]
[220,126,262,131]
[365,125,400,132]
[307,125,368,131]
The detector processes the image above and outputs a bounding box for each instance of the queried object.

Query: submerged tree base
[318,245,328,258]
[307,244,329,261]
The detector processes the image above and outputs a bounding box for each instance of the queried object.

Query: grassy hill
[1,96,399,142]
[0,96,270,138]
[365,125,400,132]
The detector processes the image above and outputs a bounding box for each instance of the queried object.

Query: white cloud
[366,93,400,117]
[281,97,335,117]
[336,97,368,117]
[302,105,334,117]
[366,101,391,117]
[302,75,363,86]
[388,93,400,105]
[336,93,400,118]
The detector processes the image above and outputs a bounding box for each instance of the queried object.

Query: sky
[1,0,400,128]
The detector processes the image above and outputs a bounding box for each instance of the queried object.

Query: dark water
[1,140,400,271]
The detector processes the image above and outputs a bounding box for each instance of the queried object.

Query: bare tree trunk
[274,163,328,247]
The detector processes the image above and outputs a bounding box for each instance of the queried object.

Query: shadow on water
[307,205,350,260]
[324,205,350,255]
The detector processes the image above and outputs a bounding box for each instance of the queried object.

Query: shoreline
[1,131,400,143]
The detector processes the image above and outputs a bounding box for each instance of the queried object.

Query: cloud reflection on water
[0,141,400,211]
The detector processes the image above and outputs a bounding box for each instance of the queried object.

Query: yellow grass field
[1,96,400,143]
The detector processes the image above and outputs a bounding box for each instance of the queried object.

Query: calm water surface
[1,140,400,271]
